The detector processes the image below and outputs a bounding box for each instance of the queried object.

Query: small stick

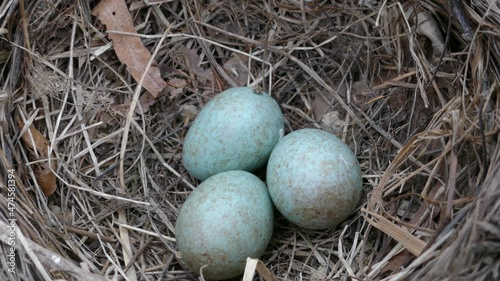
[64,225,117,243]
[123,237,154,273]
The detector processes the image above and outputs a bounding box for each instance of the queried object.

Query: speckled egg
[182,87,284,181]
[175,170,274,280]
[266,129,362,230]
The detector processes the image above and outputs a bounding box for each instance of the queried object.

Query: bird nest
[0,1,499,280]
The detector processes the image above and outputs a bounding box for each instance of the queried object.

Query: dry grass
[0,0,499,280]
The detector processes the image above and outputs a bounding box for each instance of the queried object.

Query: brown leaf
[381,250,414,274]
[320,111,345,137]
[17,117,50,159]
[166,78,187,97]
[223,53,249,86]
[110,91,159,116]
[16,116,57,196]
[92,0,167,97]
[185,48,214,83]
[138,92,157,112]
[310,265,328,281]
[312,81,347,120]
[405,6,445,59]
[35,164,57,196]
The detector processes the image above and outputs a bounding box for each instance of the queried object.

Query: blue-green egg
[266,129,362,230]
[175,170,274,280]
[182,87,284,181]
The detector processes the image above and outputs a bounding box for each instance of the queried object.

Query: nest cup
[1,1,499,281]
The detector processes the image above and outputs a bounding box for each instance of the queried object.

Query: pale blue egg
[175,170,274,280]
[182,87,284,181]
[266,129,362,230]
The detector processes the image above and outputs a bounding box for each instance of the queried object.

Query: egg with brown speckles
[175,170,274,280]
[182,87,284,181]
[266,129,362,230]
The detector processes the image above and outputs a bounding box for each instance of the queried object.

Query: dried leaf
[92,0,167,97]
[223,53,249,86]
[185,48,214,82]
[138,92,156,112]
[405,6,445,59]
[381,250,414,274]
[310,265,328,281]
[312,94,330,119]
[16,116,57,196]
[111,91,158,115]
[17,119,50,158]
[35,164,57,196]
[320,111,345,137]
[312,81,347,119]
[166,78,187,97]
[180,104,198,121]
